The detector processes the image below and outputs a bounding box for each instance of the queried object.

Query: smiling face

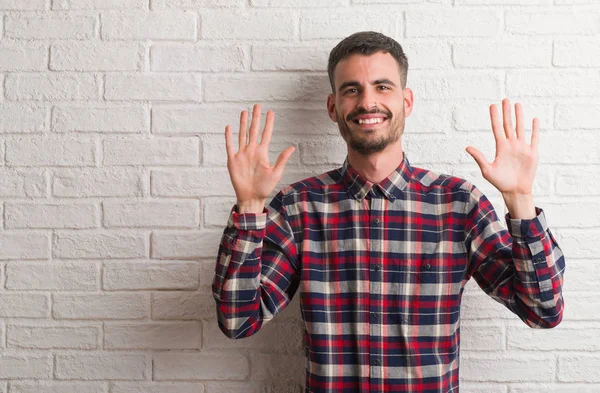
[327,51,413,156]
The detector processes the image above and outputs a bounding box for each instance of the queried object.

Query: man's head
[326,31,413,156]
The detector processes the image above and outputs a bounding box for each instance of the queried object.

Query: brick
[252,45,328,71]
[461,354,556,382]
[102,11,197,40]
[10,382,106,393]
[406,10,500,37]
[0,233,50,260]
[103,261,199,290]
[111,383,203,393]
[151,44,245,72]
[508,323,600,351]
[53,168,143,198]
[7,324,100,349]
[56,353,148,380]
[404,133,494,164]
[405,100,452,133]
[53,0,147,9]
[558,355,600,382]
[0,43,48,71]
[153,352,248,380]
[0,105,47,134]
[453,40,551,68]
[151,168,234,197]
[6,73,99,101]
[458,384,506,393]
[53,231,147,259]
[5,262,98,290]
[459,323,505,351]
[152,106,337,136]
[154,0,243,8]
[5,13,96,39]
[563,293,600,320]
[103,137,199,166]
[53,105,149,133]
[507,70,600,97]
[203,197,236,227]
[105,74,201,102]
[204,382,261,393]
[0,355,52,379]
[561,259,600,293]
[6,137,95,167]
[103,201,199,228]
[538,133,600,164]
[541,202,600,228]
[0,294,50,317]
[51,42,143,71]
[555,39,600,67]
[401,40,452,70]
[301,10,396,40]
[0,169,46,197]
[301,140,346,165]
[510,384,600,393]
[204,74,329,102]
[461,293,516,320]
[152,291,214,320]
[105,322,201,349]
[250,354,304,382]
[253,0,347,5]
[53,293,149,319]
[5,203,98,229]
[202,10,294,40]
[456,0,550,3]
[556,103,600,130]
[0,0,46,9]
[506,10,599,35]
[410,71,502,99]
[204,320,303,353]
[552,230,596,258]
[151,230,222,259]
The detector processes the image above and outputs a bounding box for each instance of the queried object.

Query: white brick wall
[0,1,595,392]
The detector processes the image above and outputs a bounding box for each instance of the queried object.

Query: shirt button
[371,312,380,320]
[372,358,380,366]
[373,218,381,225]
[423,263,432,270]
[373,264,381,271]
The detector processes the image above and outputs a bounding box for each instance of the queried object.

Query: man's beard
[336,108,405,155]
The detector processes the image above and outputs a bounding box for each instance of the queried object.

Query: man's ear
[403,87,414,117]
[327,93,337,123]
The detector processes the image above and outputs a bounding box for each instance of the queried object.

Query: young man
[213,31,565,393]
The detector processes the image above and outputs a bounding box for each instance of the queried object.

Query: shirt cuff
[227,205,268,231]
[505,207,548,238]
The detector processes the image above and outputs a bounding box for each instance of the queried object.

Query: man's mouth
[352,116,389,127]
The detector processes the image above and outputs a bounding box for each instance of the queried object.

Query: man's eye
[344,88,358,94]
[378,85,390,90]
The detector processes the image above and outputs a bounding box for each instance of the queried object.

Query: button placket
[368,194,385,383]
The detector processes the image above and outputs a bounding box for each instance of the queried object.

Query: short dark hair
[327,31,409,93]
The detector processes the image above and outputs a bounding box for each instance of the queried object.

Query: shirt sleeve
[212,191,300,339]
[464,183,565,328]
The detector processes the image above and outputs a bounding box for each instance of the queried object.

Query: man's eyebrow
[337,79,397,92]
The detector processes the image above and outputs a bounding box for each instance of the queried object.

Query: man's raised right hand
[225,104,296,214]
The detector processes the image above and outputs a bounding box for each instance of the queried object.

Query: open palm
[466,99,540,195]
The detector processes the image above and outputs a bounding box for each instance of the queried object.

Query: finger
[248,103,262,145]
[531,117,540,149]
[225,125,235,158]
[273,146,296,176]
[502,98,514,139]
[515,102,525,140]
[260,110,275,146]
[489,104,503,143]
[465,146,490,174]
[238,110,248,148]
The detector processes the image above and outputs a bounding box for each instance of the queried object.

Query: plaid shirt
[212,152,565,393]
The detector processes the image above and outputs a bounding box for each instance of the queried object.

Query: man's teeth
[357,118,385,125]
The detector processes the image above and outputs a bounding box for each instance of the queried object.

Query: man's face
[327,51,413,155]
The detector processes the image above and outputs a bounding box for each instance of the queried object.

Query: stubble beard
[336,110,405,156]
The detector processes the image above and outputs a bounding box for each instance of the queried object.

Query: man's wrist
[502,192,536,219]
[237,199,266,214]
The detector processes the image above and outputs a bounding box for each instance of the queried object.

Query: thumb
[465,146,489,174]
[273,145,295,176]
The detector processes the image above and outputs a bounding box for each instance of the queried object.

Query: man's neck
[347,142,404,184]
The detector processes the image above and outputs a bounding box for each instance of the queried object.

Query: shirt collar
[340,151,413,201]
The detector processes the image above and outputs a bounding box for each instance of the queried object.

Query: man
[212,31,565,393]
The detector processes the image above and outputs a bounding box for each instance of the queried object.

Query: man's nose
[358,88,377,110]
